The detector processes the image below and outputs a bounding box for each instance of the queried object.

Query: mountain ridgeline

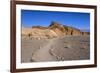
[50,22,90,35]
[22,22,89,39]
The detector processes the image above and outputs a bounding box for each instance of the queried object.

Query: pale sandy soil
[21,36,90,63]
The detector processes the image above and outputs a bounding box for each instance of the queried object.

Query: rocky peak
[49,21,65,32]
[49,21,62,28]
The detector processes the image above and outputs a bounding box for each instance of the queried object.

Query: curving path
[31,39,57,62]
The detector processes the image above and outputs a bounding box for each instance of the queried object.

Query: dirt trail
[31,39,57,62]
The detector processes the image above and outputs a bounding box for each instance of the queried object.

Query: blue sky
[21,10,90,31]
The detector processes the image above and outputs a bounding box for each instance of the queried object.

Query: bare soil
[21,36,90,63]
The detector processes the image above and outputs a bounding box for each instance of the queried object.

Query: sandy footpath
[31,39,57,62]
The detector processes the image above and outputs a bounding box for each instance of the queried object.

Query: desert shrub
[45,34,51,39]
[71,30,73,35]
[81,47,85,49]
[64,46,69,48]
[28,33,32,38]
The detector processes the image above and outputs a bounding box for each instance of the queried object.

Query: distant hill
[32,26,47,29]
[22,21,89,39]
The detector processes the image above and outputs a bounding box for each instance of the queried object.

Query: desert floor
[21,36,90,63]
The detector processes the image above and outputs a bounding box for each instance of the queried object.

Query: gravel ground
[21,36,90,63]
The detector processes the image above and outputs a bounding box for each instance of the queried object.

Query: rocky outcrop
[63,25,82,36]
[81,32,90,36]
[49,22,66,36]
[49,22,89,36]
[22,28,58,39]
[49,22,66,33]
[22,22,89,39]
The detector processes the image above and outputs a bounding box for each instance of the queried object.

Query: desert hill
[22,22,89,39]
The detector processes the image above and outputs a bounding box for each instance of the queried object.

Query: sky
[21,10,90,31]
